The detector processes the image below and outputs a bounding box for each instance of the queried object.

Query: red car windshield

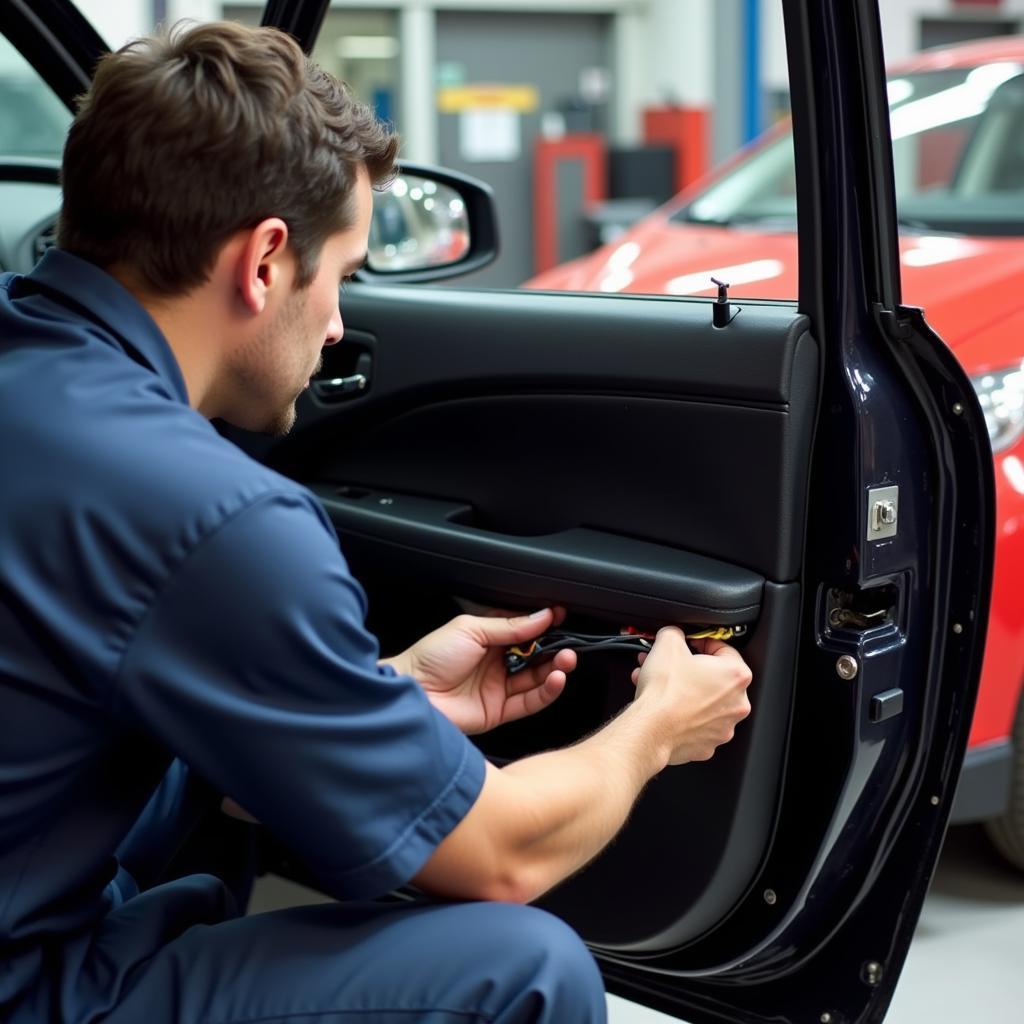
[674,61,1024,237]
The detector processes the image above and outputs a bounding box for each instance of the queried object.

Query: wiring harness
[504,625,745,674]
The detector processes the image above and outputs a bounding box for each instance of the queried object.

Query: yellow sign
[438,84,539,113]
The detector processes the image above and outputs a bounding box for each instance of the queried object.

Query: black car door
[0,1,994,1022]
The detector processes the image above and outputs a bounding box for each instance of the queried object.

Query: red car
[530,36,1024,869]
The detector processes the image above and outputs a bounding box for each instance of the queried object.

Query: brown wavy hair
[58,21,398,294]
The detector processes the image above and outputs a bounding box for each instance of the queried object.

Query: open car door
[0,0,993,1021]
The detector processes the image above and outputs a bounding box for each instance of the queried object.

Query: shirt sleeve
[112,489,486,900]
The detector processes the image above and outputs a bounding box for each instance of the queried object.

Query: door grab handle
[316,373,367,396]
[313,350,373,401]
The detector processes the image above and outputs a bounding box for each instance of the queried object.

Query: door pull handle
[316,373,367,396]
[313,351,372,401]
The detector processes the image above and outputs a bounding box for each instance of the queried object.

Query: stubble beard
[234,290,320,437]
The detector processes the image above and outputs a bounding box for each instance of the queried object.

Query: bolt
[862,961,883,987]
[763,888,777,905]
[820,1015,834,1024]
[930,795,940,806]
[836,655,859,680]
[953,622,963,634]
[952,402,964,415]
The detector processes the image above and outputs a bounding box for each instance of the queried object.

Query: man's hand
[630,627,752,765]
[414,625,753,904]
[382,607,576,734]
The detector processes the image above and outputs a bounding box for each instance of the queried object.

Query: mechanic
[0,21,753,1024]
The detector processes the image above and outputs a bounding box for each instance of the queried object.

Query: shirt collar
[27,248,190,405]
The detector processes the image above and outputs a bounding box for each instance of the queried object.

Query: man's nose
[324,305,344,346]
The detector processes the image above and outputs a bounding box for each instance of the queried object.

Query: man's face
[228,167,373,435]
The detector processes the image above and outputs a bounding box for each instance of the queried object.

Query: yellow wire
[507,641,539,658]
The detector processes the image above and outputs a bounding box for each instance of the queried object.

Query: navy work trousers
[91,883,608,1024]
[23,763,606,1023]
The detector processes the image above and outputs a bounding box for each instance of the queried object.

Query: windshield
[676,61,1024,236]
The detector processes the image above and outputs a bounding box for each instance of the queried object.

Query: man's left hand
[382,607,576,734]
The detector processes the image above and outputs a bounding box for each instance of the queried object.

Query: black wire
[505,632,652,674]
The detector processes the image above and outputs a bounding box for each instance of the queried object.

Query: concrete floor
[250,823,1024,1022]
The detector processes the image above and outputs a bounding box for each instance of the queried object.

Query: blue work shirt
[0,249,486,1017]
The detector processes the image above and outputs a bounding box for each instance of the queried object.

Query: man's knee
[480,903,606,1023]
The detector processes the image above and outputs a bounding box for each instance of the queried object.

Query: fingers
[465,607,560,647]
[641,626,693,671]
[501,666,568,723]
[507,647,576,696]
[692,636,747,662]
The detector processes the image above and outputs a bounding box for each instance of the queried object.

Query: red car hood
[526,219,1024,372]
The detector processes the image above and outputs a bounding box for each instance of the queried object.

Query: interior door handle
[315,372,367,396]
[313,351,372,401]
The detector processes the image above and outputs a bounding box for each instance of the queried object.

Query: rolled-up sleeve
[112,490,485,900]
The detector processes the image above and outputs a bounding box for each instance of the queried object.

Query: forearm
[414,699,671,903]
[500,702,671,897]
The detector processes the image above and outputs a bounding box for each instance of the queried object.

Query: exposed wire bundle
[505,625,744,674]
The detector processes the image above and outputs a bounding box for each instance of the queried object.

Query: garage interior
[19,0,1024,1020]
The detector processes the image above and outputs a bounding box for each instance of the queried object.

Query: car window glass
[0,34,72,159]
[478,3,799,301]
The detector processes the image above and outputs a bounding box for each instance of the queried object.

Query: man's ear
[235,217,291,315]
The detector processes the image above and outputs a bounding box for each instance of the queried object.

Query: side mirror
[357,162,499,284]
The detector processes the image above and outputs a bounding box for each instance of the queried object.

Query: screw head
[953,622,963,634]
[862,961,883,986]
[836,655,859,680]
[952,402,964,415]
[820,1014,834,1024]
[763,888,777,905]
[930,795,940,806]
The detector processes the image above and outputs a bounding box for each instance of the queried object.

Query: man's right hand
[630,627,752,766]
[413,625,753,905]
